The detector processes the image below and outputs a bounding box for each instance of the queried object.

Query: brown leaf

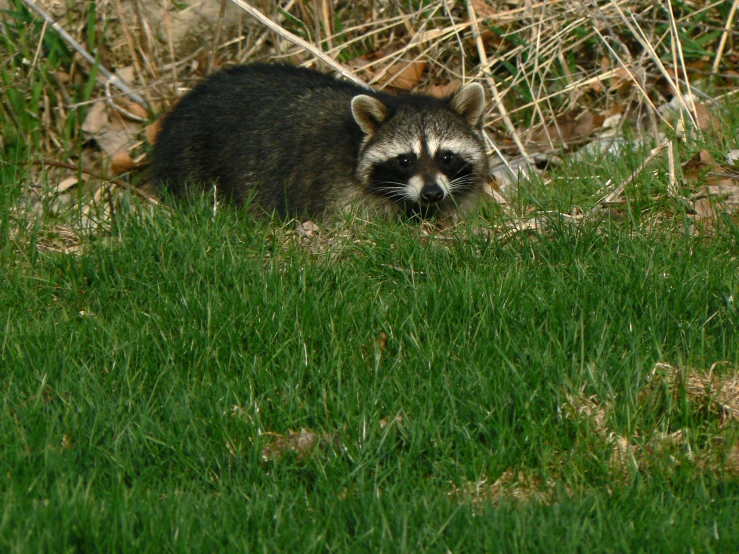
[379,414,404,428]
[121,100,148,120]
[262,429,320,461]
[693,102,719,133]
[383,60,427,90]
[56,70,71,84]
[693,197,717,220]
[683,149,720,184]
[527,111,604,149]
[428,80,461,98]
[375,331,388,350]
[146,118,163,146]
[610,68,634,95]
[470,0,497,19]
[111,151,135,175]
[82,100,140,157]
[54,177,78,194]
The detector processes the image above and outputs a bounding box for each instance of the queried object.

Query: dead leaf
[470,0,497,19]
[54,177,78,194]
[146,119,163,146]
[428,80,461,98]
[693,197,717,220]
[527,111,604,150]
[610,68,634,95]
[262,429,320,461]
[693,102,719,133]
[82,100,140,157]
[111,151,135,175]
[682,149,719,183]
[383,60,427,90]
[379,413,404,428]
[419,24,467,44]
[56,70,71,84]
[119,99,148,120]
[296,220,320,238]
[375,331,388,350]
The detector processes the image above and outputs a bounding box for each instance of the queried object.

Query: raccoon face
[352,84,488,217]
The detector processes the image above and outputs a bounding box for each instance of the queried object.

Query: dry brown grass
[2,0,738,237]
[450,361,739,506]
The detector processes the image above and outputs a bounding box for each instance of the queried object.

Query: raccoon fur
[152,63,489,220]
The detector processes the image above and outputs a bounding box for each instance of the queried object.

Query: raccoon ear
[351,95,388,136]
[451,83,486,127]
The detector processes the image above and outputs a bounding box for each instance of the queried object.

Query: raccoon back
[152,64,367,217]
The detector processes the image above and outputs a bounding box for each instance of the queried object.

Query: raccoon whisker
[450,176,474,187]
[450,164,472,179]
[373,182,413,199]
[448,176,476,192]
[374,190,414,205]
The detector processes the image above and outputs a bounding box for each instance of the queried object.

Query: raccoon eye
[397,155,414,169]
[438,151,455,167]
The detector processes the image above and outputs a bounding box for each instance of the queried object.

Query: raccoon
[152,63,489,220]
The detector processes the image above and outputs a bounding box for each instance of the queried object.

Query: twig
[162,0,178,95]
[665,0,698,132]
[712,0,739,75]
[466,1,528,164]
[209,0,229,74]
[229,0,366,87]
[104,81,146,123]
[667,140,678,197]
[590,139,670,215]
[592,26,673,130]
[18,0,146,106]
[608,0,697,129]
[111,0,152,110]
[321,0,333,51]
[30,19,48,70]
[33,160,160,206]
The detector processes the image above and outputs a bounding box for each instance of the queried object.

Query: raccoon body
[152,63,489,219]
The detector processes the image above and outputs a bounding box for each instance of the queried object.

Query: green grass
[2,2,739,548]
[2,177,739,551]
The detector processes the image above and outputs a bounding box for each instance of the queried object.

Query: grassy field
[3,0,739,551]
[3,154,739,551]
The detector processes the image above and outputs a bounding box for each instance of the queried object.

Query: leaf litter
[451,362,739,507]
[4,0,738,243]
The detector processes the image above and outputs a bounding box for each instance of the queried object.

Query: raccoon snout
[420,183,445,204]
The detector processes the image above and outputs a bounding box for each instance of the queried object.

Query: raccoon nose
[420,184,444,204]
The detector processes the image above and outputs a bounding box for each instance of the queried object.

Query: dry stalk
[321,0,333,51]
[466,1,528,164]
[665,0,699,130]
[230,0,366,86]
[111,0,153,109]
[30,19,48,70]
[592,25,672,130]
[209,0,230,74]
[711,0,739,75]
[608,0,697,129]
[18,0,146,106]
[162,0,178,95]
[32,160,160,206]
[666,140,678,198]
[590,138,670,214]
